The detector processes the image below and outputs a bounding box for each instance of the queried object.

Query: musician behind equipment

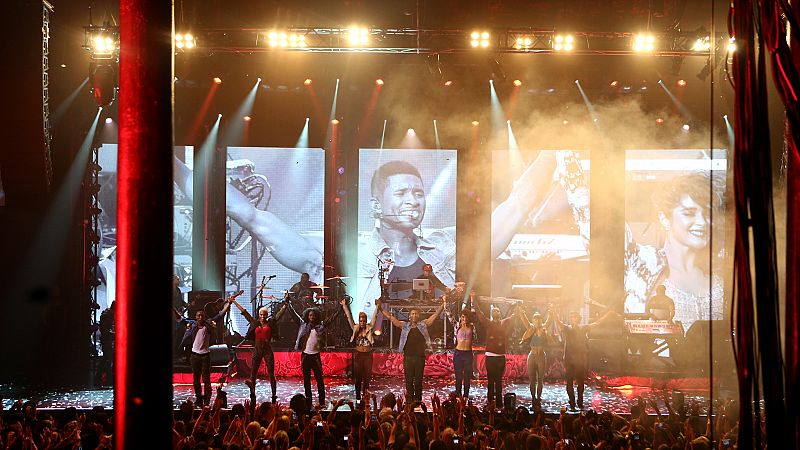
[416,263,448,301]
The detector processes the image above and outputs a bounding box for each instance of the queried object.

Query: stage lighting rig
[83,25,119,60]
[553,34,574,52]
[175,32,196,50]
[262,31,307,48]
[632,34,656,53]
[692,36,711,52]
[348,26,370,46]
[470,31,491,48]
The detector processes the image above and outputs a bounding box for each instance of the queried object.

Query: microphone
[268,275,277,279]
[261,275,267,285]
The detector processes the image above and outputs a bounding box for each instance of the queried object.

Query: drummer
[289,272,322,304]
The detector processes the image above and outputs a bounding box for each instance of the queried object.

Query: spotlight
[692,36,711,52]
[213,77,222,85]
[303,78,312,86]
[375,78,384,86]
[374,329,382,336]
[87,30,119,59]
[265,31,307,48]
[727,37,737,53]
[331,119,340,125]
[655,117,664,125]
[562,119,569,125]
[513,79,522,87]
[677,79,687,87]
[444,80,453,87]
[513,36,534,50]
[632,34,656,52]
[175,32,196,50]
[610,80,619,87]
[554,34,574,52]
[470,30,490,48]
[104,117,113,124]
[348,27,369,46]
[471,120,479,126]
[682,123,690,131]
[243,115,252,122]
[407,128,416,136]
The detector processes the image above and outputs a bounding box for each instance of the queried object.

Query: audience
[0,392,742,449]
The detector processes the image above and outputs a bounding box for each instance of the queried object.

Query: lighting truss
[179,27,727,56]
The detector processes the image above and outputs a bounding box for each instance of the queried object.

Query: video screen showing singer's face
[356,149,457,316]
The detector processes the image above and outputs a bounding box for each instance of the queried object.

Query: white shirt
[192,325,211,354]
[304,328,320,354]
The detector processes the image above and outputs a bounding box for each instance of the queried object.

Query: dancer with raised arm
[519,309,552,405]
[474,298,520,408]
[341,298,380,402]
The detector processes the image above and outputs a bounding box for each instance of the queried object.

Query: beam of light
[325,79,340,146]
[574,80,600,126]
[489,80,508,149]
[508,79,522,120]
[399,128,424,148]
[195,114,222,291]
[427,158,456,202]
[52,78,89,126]
[433,119,441,149]
[304,79,323,130]
[380,119,387,149]
[185,81,221,143]
[657,79,693,120]
[357,77,383,147]
[507,121,526,180]
[296,117,310,148]
[15,109,102,302]
[220,78,261,147]
[723,114,734,146]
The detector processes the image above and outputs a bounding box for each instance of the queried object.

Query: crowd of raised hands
[2,391,743,449]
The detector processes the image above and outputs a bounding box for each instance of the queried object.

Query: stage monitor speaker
[209,344,231,367]
[589,338,624,373]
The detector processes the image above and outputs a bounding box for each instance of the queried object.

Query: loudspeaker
[209,344,231,367]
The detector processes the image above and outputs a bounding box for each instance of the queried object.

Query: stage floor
[1,376,723,415]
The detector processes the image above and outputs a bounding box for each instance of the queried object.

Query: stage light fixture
[86,29,119,60]
[632,34,656,52]
[727,37,737,53]
[303,78,313,86]
[444,80,453,87]
[656,117,665,124]
[554,34,574,51]
[677,79,687,87]
[682,123,690,131]
[331,119,340,125]
[175,32,196,50]
[375,78,384,86]
[470,31,490,48]
[265,31,307,48]
[513,36,533,50]
[243,115,252,122]
[692,36,711,52]
[104,117,113,124]
[213,77,222,85]
[562,119,569,125]
[610,80,619,87]
[513,79,522,87]
[471,120,479,126]
[374,329,382,336]
[349,27,369,46]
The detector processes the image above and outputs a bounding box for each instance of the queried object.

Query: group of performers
[177,270,623,412]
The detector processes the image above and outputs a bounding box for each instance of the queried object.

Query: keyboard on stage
[624,319,684,336]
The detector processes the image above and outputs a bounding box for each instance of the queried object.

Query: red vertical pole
[116,0,173,447]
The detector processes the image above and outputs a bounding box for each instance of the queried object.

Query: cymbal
[311,285,329,289]
[326,276,350,280]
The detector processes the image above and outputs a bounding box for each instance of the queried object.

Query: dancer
[453,296,475,398]
[549,303,617,410]
[380,298,446,402]
[341,298,380,402]
[519,309,551,405]
[475,299,520,408]
[230,297,288,403]
[291,305,341,408]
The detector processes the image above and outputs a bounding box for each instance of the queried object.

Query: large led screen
[224,147,324,336]
[491,150,591,307]
[623,149,727,334]
[356,149,457,317]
